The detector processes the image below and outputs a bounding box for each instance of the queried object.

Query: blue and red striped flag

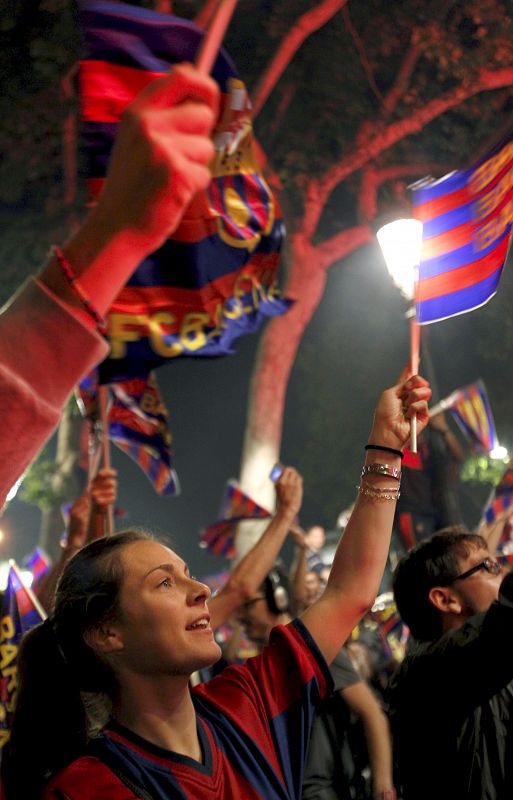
[497,549,513,568]
[412,133,513,324]
[477,467,513,549]
[0,565,45,750]
[22,547,51,583]
[438,380,499,454]
[200,481,271,557]
[484,468,513,526]
[78,371,179,496]
[79,0,290,382]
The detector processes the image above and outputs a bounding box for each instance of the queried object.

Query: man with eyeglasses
[388,529,512,800]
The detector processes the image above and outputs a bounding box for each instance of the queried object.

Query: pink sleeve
[0,278,109,506]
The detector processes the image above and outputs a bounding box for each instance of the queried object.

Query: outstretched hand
[368,374,431,452]
[91,63,220,256]
[275,466,303,520]
[91,467,118,511]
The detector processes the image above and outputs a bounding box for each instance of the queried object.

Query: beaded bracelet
[356,482,401,502]
[365,443,404,460]
[52,245,107,331]
[361,463,401,481]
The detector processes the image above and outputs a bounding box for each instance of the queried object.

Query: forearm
[0,280,108,506]
[87,503,111,543]
[209,506,295,629]
[326,448,401,610]
[290,545,308,606]
[301,374,431,663]
[362,710,395,796]
[38,212,155,324]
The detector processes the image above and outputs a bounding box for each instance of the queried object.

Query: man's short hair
[392,529,487,642]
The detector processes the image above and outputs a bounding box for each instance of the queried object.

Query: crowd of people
[0,53,510,800]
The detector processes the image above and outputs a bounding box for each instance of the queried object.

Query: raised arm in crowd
[0,64,219,508]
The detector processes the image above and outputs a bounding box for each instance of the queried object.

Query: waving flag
[22,547,51,583]
[78,371,179,496]
[200,481,271,557]
[79,0,290,382]
[434,380,499,454]
[0,564,45,750]
[412,132,513,324]
[476,467,513,552]
[497,550,513,568]
[484,468,513,525]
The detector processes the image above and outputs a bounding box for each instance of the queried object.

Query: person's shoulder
[43,756,128,799]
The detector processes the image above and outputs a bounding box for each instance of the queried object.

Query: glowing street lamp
[376,218,423,303]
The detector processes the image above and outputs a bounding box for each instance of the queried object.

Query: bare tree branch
[303,66,513,237]
[252,0,348,120]
[381,39,423,119]
[342,5,383,105]
[315,224,374,271]
[359,162,446,221]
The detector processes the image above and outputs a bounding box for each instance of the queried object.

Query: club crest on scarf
[79,1,291,382]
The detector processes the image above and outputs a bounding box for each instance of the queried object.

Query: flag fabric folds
[0,565,45,751]
[483,468,513,526]
[478,467,513,551]
[412,132,513,324]
[200,481,271,557]
[22,547,51,583]
[437,380,499,454]
[78,371,179,496]
[79,0,291,382]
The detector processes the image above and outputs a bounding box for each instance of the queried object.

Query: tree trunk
[236,235,329,556]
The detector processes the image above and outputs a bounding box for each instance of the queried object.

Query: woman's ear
[84,622,124,655]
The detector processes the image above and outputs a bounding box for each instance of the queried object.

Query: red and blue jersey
[43,620,332,799]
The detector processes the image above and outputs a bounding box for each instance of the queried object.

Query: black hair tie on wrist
[365,444,404,460]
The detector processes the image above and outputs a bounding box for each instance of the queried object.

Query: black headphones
[264,567,291,616]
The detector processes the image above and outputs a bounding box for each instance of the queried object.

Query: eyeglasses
[450,557,502,583]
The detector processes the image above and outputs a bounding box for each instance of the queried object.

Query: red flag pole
[195,0,238,74]
[98,385,114,534]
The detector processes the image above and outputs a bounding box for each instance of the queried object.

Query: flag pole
[409,316,420,453]
[98,385,114,535]
[195,0,238,75]
[9,560,47,621]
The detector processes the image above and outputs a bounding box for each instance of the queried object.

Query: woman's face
[110,540,222,676]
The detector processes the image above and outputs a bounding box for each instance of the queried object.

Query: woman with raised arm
[0,64,219,508]
[2,374,430,799]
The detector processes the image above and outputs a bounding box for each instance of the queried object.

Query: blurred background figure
[33,467,117,613]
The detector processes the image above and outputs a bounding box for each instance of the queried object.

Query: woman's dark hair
[392,529,486,643]
[2,529,152,799]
